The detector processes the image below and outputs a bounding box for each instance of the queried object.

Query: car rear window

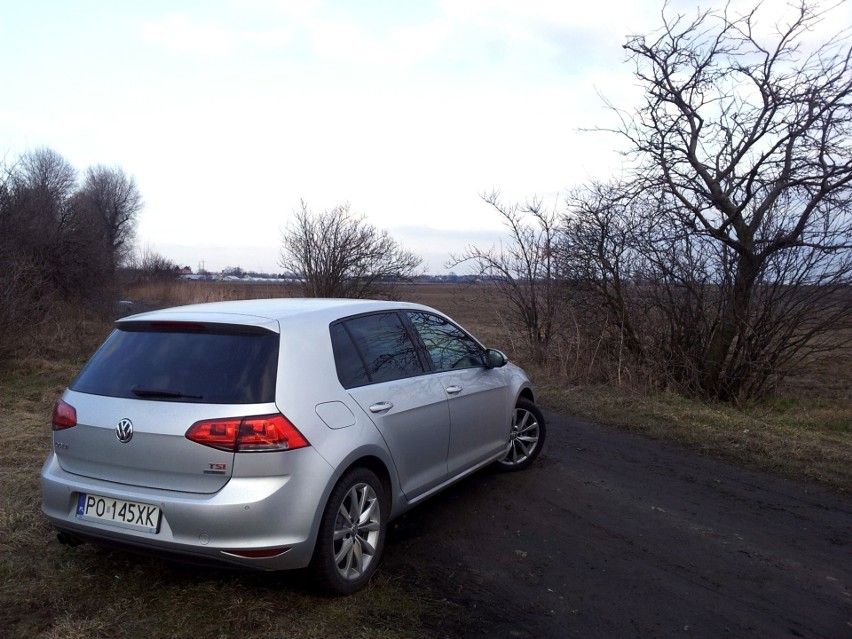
[70,325,279,404]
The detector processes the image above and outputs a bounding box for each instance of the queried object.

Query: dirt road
[383,411,852,638]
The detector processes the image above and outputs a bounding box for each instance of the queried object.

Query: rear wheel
[494,398,546,472]
[311,467,386,595]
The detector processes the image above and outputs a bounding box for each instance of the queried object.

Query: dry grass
[538,382,852,492]
[2,280,850,636]
[122,279,289,307]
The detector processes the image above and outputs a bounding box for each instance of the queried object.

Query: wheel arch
[338,455,394,516]
[518,385,536,405]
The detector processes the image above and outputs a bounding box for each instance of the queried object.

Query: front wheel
[494,398,546,472]
[311,467,387,595]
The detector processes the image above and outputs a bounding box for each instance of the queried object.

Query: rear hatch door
[53,316,280,494]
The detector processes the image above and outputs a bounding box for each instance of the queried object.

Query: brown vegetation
[0,280,849,637]
[0,148,143,358]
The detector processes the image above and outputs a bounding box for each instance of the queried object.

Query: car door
[330,313,451,500]
[405,312,510,477]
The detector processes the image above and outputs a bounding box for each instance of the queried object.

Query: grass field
[1,280,849,637]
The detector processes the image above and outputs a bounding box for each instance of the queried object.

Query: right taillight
[186,414,309,452]
[52,399,77,430]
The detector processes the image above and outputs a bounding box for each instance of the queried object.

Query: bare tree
[279,201,423,299]
[125,245,179,280]
[448,191,565,365]
[2,149,83,298]
[78,165,143,270]
[0,149,147,357]
[581,1,852,400]
[0,157,51,355]
[562,182,645,355]
[8,148,77,240]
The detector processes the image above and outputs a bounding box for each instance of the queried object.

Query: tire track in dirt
[383,411,852,638]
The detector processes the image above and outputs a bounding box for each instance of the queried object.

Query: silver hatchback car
[41,298,545,593]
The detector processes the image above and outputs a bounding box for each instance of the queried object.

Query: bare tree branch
[279,201,423,299]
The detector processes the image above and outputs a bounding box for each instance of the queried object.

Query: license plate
[76,493,161,533]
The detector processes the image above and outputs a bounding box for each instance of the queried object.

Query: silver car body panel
[439,365,516,476]
[347,375,451,500]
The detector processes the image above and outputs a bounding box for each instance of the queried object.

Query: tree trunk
[700,253,758,400]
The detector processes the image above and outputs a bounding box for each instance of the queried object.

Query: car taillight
[186,418,242,450]
[52,399,77,430]
[186,414,309,452]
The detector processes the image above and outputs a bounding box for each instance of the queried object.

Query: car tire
[494,398,546,472]
[311,467,387,595]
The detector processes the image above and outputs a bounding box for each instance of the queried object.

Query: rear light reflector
[222,547,291,559]
[52,399,77,430]
[186,414,309,452]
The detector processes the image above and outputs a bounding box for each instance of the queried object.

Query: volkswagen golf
[41,298,546,593]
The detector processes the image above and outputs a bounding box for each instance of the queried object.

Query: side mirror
[484,349,508,369]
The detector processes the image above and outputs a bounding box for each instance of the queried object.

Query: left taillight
[186,414,310,452]
[52,399,77,430]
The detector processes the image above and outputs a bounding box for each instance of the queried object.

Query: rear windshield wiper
[131,386,203,400]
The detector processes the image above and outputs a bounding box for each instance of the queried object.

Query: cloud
[140,14,293,55]
[140,14,236,55]
[245,28,293,49]
[290,0,648,79]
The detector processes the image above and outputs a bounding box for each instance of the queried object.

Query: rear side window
[330,323,370,389]
[71,326,279,404]
[331,312,425,387]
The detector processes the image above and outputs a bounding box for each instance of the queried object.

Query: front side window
[407,312,484,371]
[333,312,425,386]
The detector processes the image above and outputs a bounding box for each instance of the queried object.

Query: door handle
[445,385,462,395]
[369,401,394,414]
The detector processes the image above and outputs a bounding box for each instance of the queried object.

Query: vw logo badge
[115,418,134,443]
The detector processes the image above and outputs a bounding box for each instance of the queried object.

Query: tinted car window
[330,323,370,389]
[340,312,424,384]
[407,312,484,371]
[71,326,279,404]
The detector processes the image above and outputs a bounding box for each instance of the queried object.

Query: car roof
[117,298,435,330]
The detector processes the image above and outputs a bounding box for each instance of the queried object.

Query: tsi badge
[204,463,227,475]
[115,418,134,443]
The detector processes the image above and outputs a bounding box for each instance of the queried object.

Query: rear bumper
[40,450,335,571]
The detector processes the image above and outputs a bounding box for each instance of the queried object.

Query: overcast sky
[2,0,848,273]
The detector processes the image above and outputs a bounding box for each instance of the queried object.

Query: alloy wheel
[332,482,382,581]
